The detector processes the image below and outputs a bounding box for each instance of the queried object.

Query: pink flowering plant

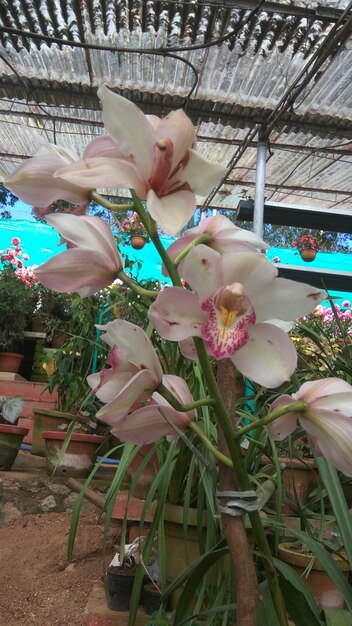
[0,236,37,287]
[117,212,149,244]
[294,232,320,251]
[0,237,38,351]
[6,87,352,626]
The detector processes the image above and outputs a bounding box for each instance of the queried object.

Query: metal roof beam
[205,0,345,22]
[2,83,352,139]
[224,178,352,198]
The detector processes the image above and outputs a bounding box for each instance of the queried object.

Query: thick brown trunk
[217,360,259,626]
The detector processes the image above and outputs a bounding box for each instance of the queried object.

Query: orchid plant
[5,86,352,626]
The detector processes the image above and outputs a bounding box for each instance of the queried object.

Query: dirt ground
[0,511,117,626]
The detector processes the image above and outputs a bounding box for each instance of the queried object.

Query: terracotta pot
[0,352,24,374]
[130,235,147,250]
[126,443,160,491]
[299,248,317,262]
[42,430,105,477]
[161,503,208,610]
[51,332,69,349]
[31,409,73,457]
[278,542,349,610]
[0,424,29,470]
[262,456,317,515]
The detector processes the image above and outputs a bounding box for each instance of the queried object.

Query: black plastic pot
[144,582,162,615]
[107,566,136,611]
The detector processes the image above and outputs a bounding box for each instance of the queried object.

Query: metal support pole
[253,126,267,238]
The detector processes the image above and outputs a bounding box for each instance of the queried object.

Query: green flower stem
[117,271,158,299]
[173,233,213,266]
[130,191,182,287]
[189,422,233,469]
[90,191,134,212]
[193,338,289,626]
[157,382,214,412]
[234,400,307,439]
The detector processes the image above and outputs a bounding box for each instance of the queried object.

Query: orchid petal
[84,135,128,160]
[154,109,196,173]
[222,252,277,297]
[253,277,326,322]
[148,288,206,341]
[35,248,121,296]
[267,395,299,440]
[175,149,226,195]
[181,245,223,302]
[162,374,196,410]
[294,378,352,403]
[162,233,196,272]
[311,392,352,418]
[45,214,120,260]
[5,157,88,207]
[37,144,79,163]
[87,370,134,403]
[112,404,192,444]
[146,189,196,237]
[96,369,160,426]
[300,411,352,476]
[179,337,198,360]
[231,323,297,388]
[97,320,163,379]
[55,157,147,199]
[98,85,155,180]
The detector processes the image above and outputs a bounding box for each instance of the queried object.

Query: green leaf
[315,457,352,569]
[276,571,324,626]
[324,608,352,626]
[274,557,322,623]
[169,543,228,625]
[257,581,281,626]
[267,520,352,612]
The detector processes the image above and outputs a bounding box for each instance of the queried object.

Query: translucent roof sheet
[0,0,352,220]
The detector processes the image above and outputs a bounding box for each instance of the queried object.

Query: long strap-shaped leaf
[315,457,352,570]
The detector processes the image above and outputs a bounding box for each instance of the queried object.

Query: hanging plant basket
[130,235,147,250]
[299,248,317,262]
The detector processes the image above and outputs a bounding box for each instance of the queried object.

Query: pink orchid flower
[164,215,268,272]
[54,86,226,236]
[267,378,352,476]
[87,320,164,424]
[35,214,123,297]
[111,374,196,444]
[87,321,195,442]
[149,245,326,388]
[5,144,91,208]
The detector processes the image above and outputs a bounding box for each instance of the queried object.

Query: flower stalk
[194,338,289,626]
[173,232,213,266]
[234,400,307,439]
[90,191,134,212]
[117,271,158,299]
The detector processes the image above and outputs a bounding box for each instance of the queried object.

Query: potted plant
[0,395,29,470]
[31,293,106,456]
[278,540,349,610]
[32,284,72,346]
[118,212,150,249]
[0,266,37,372]
[261,434,318,516]
[106,538,146,611]
[293,233,320,262]
[42,420,105,478]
